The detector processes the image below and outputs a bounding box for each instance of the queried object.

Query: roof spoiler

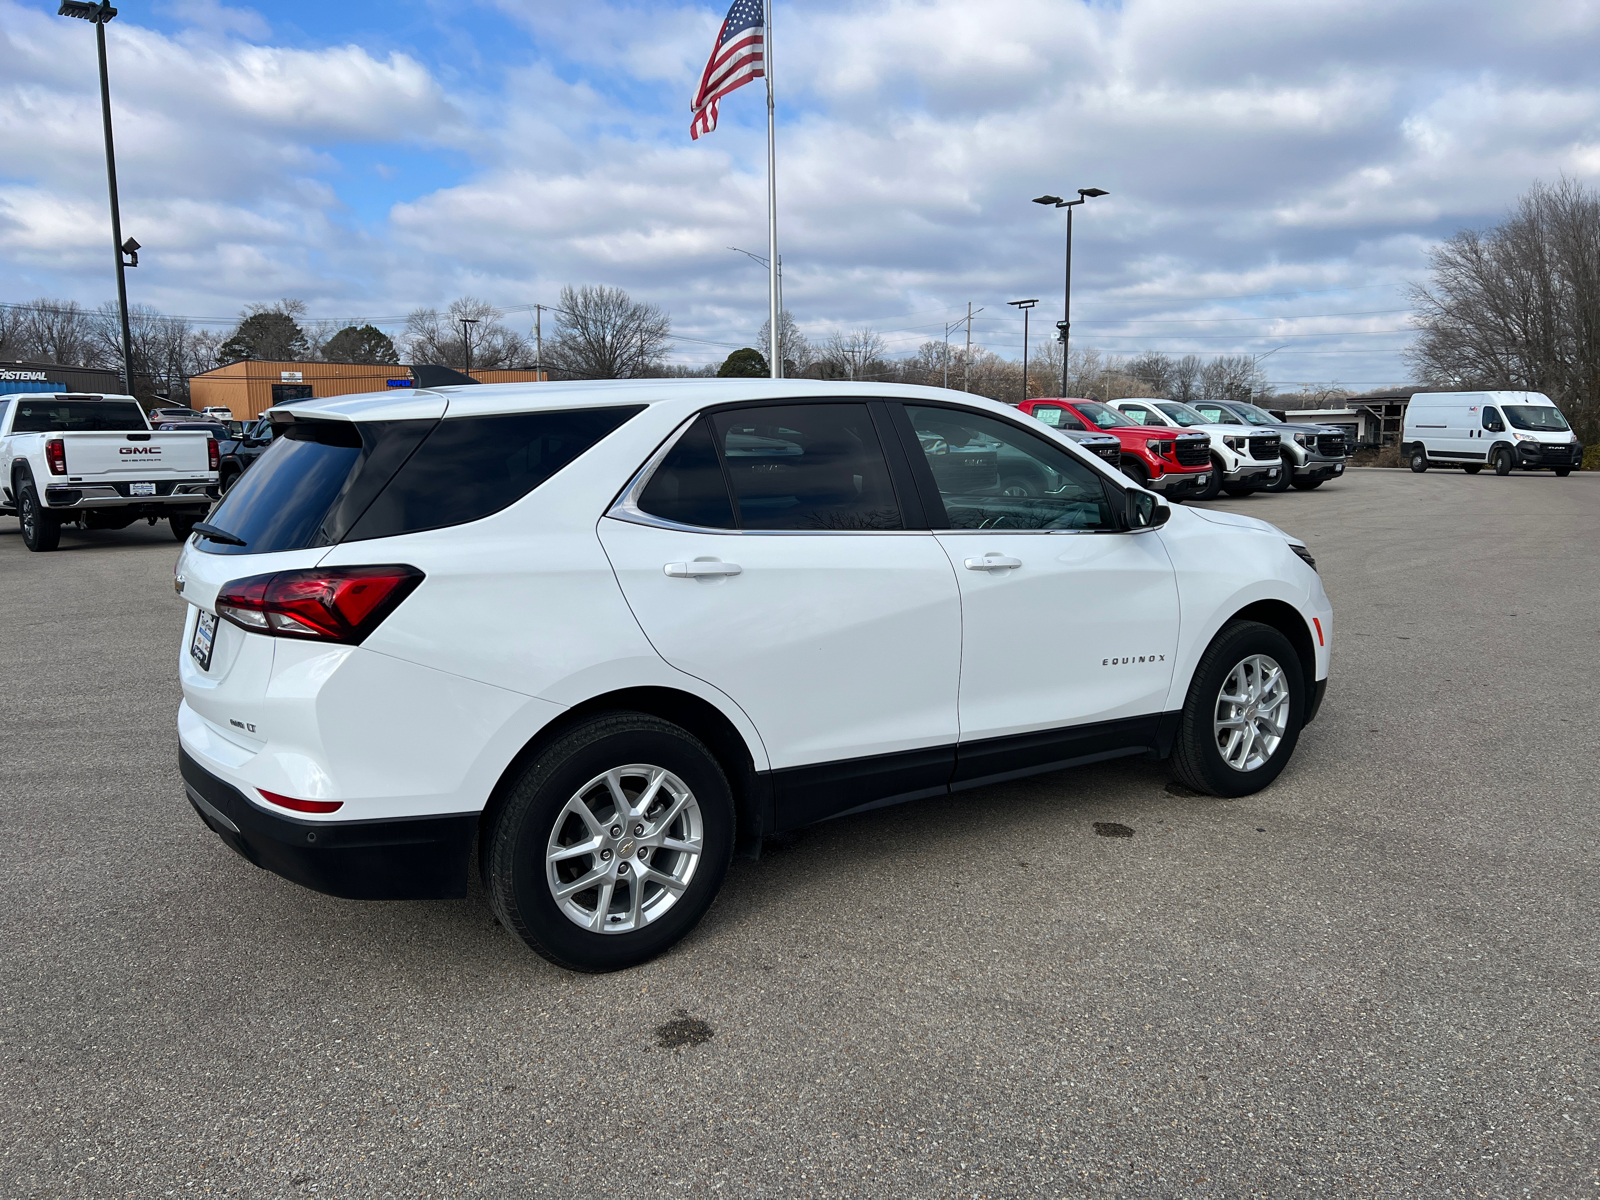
[409,364,481,388]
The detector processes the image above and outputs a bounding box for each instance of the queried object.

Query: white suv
[175,381,1332,971]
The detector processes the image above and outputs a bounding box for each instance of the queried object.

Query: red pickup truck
[1017,398,1213,499]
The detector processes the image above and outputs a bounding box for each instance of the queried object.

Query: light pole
[730,247,784,374]
[59,1,138,397]
[1008,299,1038,403]
[1033,187,1107,396]
[460,316,479,375]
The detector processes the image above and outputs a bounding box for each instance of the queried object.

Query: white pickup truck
[1,392,219,551]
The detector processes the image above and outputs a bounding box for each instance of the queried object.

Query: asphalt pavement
[2,470,1597,1198]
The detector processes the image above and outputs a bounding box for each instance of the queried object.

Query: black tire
[1195,457,1224,500]
[1409,446,1428,472]
[170,515,197,542]
[1171,620,1306,799]
[1222,484,1257,497]
[1290,479,1324,491]
[486,712,735,972]
[1463,464,1482,475]
[1494,448,1514,476]
[1555,466,1571,477]
[1121,459,1150,489]
[999,475,1040,498]
[17,480,61,552]
[219,466,240,494]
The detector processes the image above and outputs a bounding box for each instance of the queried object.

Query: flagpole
[764,0,780,379]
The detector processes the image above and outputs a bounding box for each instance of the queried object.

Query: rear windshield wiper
[193,521,247,547]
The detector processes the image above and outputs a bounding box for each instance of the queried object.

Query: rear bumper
[180,749,475,900]
[45,481,217,509]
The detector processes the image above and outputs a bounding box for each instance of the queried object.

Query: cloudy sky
[3,0,1599,389]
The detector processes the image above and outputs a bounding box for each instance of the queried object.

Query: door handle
[963,555,1022,571]
[664,560,743,578]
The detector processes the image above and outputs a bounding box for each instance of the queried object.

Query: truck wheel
[486,712,734,972]
[1494,448,1514,476]
[1555,466,1571,478]
[1196,458,1224,500]
[219,466,240,494]
[1260,464,1294,493]
[1463,464,1482,475]
[1290,479,1324,491]
[1121,459,1150,488]
[999,476,1040,498]
[17,481,61,552]
[1222,484,1257,497]
[170,515,197,542]
[1409,446,1428,472]
[1171,620,1305,798]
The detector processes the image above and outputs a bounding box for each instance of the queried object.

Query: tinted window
[1482,406,1504,431]
[198,418,434,555]
[907,406,1114,531]
[346,406,645,541]
[1230,404,1280,426]
[1155,402,1205,427]
[12,399,148,432]
[711,403,901,530]
[637,416,735,529]
[1192,403,1242,425]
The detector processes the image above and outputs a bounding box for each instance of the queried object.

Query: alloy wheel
[545,764,703,934]
[1212,654,1290,772]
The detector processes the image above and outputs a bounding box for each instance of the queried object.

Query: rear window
[11,399,147,432]
[196,406,643,555]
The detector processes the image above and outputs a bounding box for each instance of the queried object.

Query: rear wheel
[1290,479,1324,491]
[486,713,734,972]
[17,480,60,552]
[1409,446,1428,472]
[1171,620,1306,798]
[1494,448,1514,476]
[219,466,240,493]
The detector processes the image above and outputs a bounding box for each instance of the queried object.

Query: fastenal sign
[0,369,51,382]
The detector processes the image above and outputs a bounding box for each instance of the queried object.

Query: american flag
[689,0,765,140]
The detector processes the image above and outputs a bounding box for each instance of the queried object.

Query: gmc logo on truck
[120,446,161,455]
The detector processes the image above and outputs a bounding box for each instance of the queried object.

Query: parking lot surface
[2,470,1597,1198]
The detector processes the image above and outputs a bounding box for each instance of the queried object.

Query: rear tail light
[216,565,424,644]
[207,438,219,470]
[259,788,343,814]
[45,438,67,475]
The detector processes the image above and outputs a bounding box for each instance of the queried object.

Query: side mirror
[1124,488,1170,530]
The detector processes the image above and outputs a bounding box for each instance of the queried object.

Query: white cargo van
[1401,391,1584,476]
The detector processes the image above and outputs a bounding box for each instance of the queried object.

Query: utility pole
[962,303,985,392]
[532,304,547,379]
[460,316,479,376]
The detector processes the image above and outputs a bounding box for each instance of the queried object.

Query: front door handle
[664,560,743,578]
[964,555,1022,571]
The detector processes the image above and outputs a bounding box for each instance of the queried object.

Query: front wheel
[1259,464,1294,493]
[1409,446,1429,472]
[1555,466,1571,477]
[170,515,197,542]
[1494,448,1514,476]
[1222,484,1257,497]
[1196,459,1224,501]
[1290,479,1324,491]
[17,480,61,552]
[486,713,735,972]
[999,475,1040,498]
[1171,620,1306,798]
[1120,459,1150,489]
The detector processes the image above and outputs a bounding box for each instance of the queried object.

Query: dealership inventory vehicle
[175,380,1330,972]
[1016,398,1213,498]
[1109,398,1281,499]
[1188,399,1348,492]
[1401,391,1583,476]
[1,392,219,551]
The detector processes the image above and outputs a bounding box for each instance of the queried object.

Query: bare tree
[7,298,98,365]
[758,310,816,376]
[1199,354,1268,403]
[819,327,888,381]
[403,297,530,370]
[1409,178,1600,441]
[542,286,670,379]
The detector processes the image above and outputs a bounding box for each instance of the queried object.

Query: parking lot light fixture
[1008,299,1039,403]
[58,0,136,398]
[1034,187,1109,394]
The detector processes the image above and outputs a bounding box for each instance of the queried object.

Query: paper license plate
[129,481,156,496]
[1268,469,1279,477]
[1334,463,1344,473]
[191,609,217,672]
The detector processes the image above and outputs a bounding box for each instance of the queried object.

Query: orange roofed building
[189,360,548,420]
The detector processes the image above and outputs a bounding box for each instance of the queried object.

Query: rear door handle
[664,560,743,578]
[964,555,1022,571]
